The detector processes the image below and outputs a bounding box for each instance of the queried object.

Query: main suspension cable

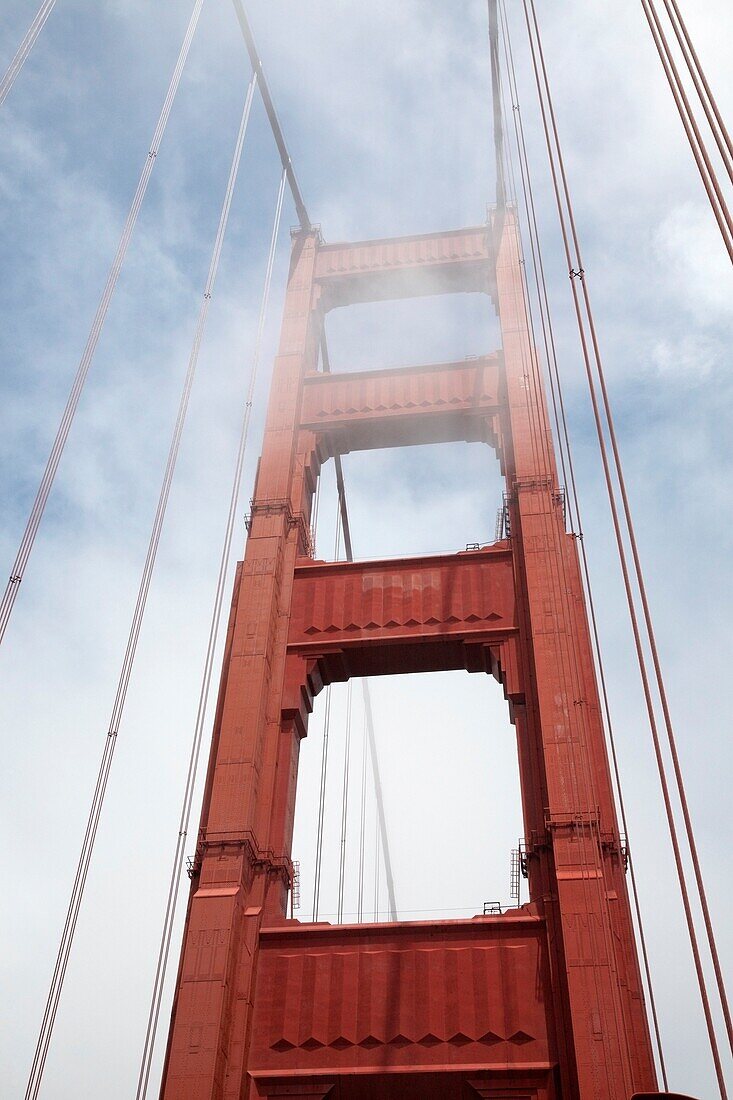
[639,0,733,261]
[525,0,731,1089]
[133,103,286,1100]
[658,0,733,182]
[530,0,732,1061]
[230,0,310,229]
[0,0,206,648]
[661,0,733,174]
[0,0,57,106]
[489,13,627,1087]
[23,61,255,1100]
[498,2,668,1084]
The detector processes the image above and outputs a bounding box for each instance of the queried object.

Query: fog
[0,1,731,1097]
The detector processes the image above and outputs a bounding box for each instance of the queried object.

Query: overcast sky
[0,1,731,1097]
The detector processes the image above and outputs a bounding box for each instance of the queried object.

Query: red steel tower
[159,210,658,1099]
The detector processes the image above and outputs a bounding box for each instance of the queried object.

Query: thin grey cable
[312,684,333,921]
[373,809,380,922]
[133,87,284,1100]
[0,0,57,106]
[497,2,668,1084]
[319,335,399,924]
[336,680,353,923]
[0,0,206,647]
[24,47,250,1100]
[312,510,342,920]
[331,452,398,923]
[357,708,368,922]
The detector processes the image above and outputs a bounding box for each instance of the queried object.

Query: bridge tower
[159,210,658,1099]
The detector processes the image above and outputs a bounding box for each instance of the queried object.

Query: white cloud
[655,200,733,322]
[1,1,731,1096]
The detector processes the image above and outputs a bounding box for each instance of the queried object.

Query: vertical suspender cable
[498,4,668,1084]
[658,0,733,182]
[0,0,57,106]
[661,0,733,174]
[359,675,398,922]
[312,685,333,920]
[487,0,506,211]
[524,5,727,1088]
[0,0,206,647]
[492,91,624,1100]
[490,8,627,1088]
[320,332,399,924]
[530,0,733,1062]
[337,680,353,923]
[312,510,341,921]
[335,457,399,924]
[135,163,286,1100]
[373,809,381,922]
[23,59,253,1100]
[497,3,668,1086]
[524,1,730,1090]
[639,0,733,261]
[357,710,368,923]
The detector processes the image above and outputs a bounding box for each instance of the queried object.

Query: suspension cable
[357,709,368,923]
[529,0,733,1062]
[500,178,624,1100]
[0,0,206,649]
[639,0,733,261]
[498,2,668,1084]
[230,0,310,230]
[312,509,341,921]
[336,680,353,923]
[658,0,733,182]
[524,0,730,1089]
[310,473,321,554]
[312,685,333,920]
[490,17,627,1089]
[23,61,254,1100]
[524,6,726,1088]
[0,0,57,106]
[133,125,286,1100]
[661,0,733,173]
[320,331,399,923]
[373,808,381,922]
[487,1,506,211]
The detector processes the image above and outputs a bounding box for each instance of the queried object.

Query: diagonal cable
[319,333,398,923]
[0,0,58,107]
[524,0,730,1089]
[0,0,206,647]
[497,2,668,1084]
[23,58,254,1100]
[135,164,286,1100]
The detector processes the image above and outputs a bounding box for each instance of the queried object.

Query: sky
[0,1,731,1097]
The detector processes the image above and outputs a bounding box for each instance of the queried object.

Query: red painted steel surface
[159,214,657,1099]
[300,355,502,454]
[248,913,553,1098]
[315,226,496,309]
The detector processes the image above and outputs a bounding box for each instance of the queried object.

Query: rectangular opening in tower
[291,669,523,926]
[313,441,505,562]
[323,291,500,372]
